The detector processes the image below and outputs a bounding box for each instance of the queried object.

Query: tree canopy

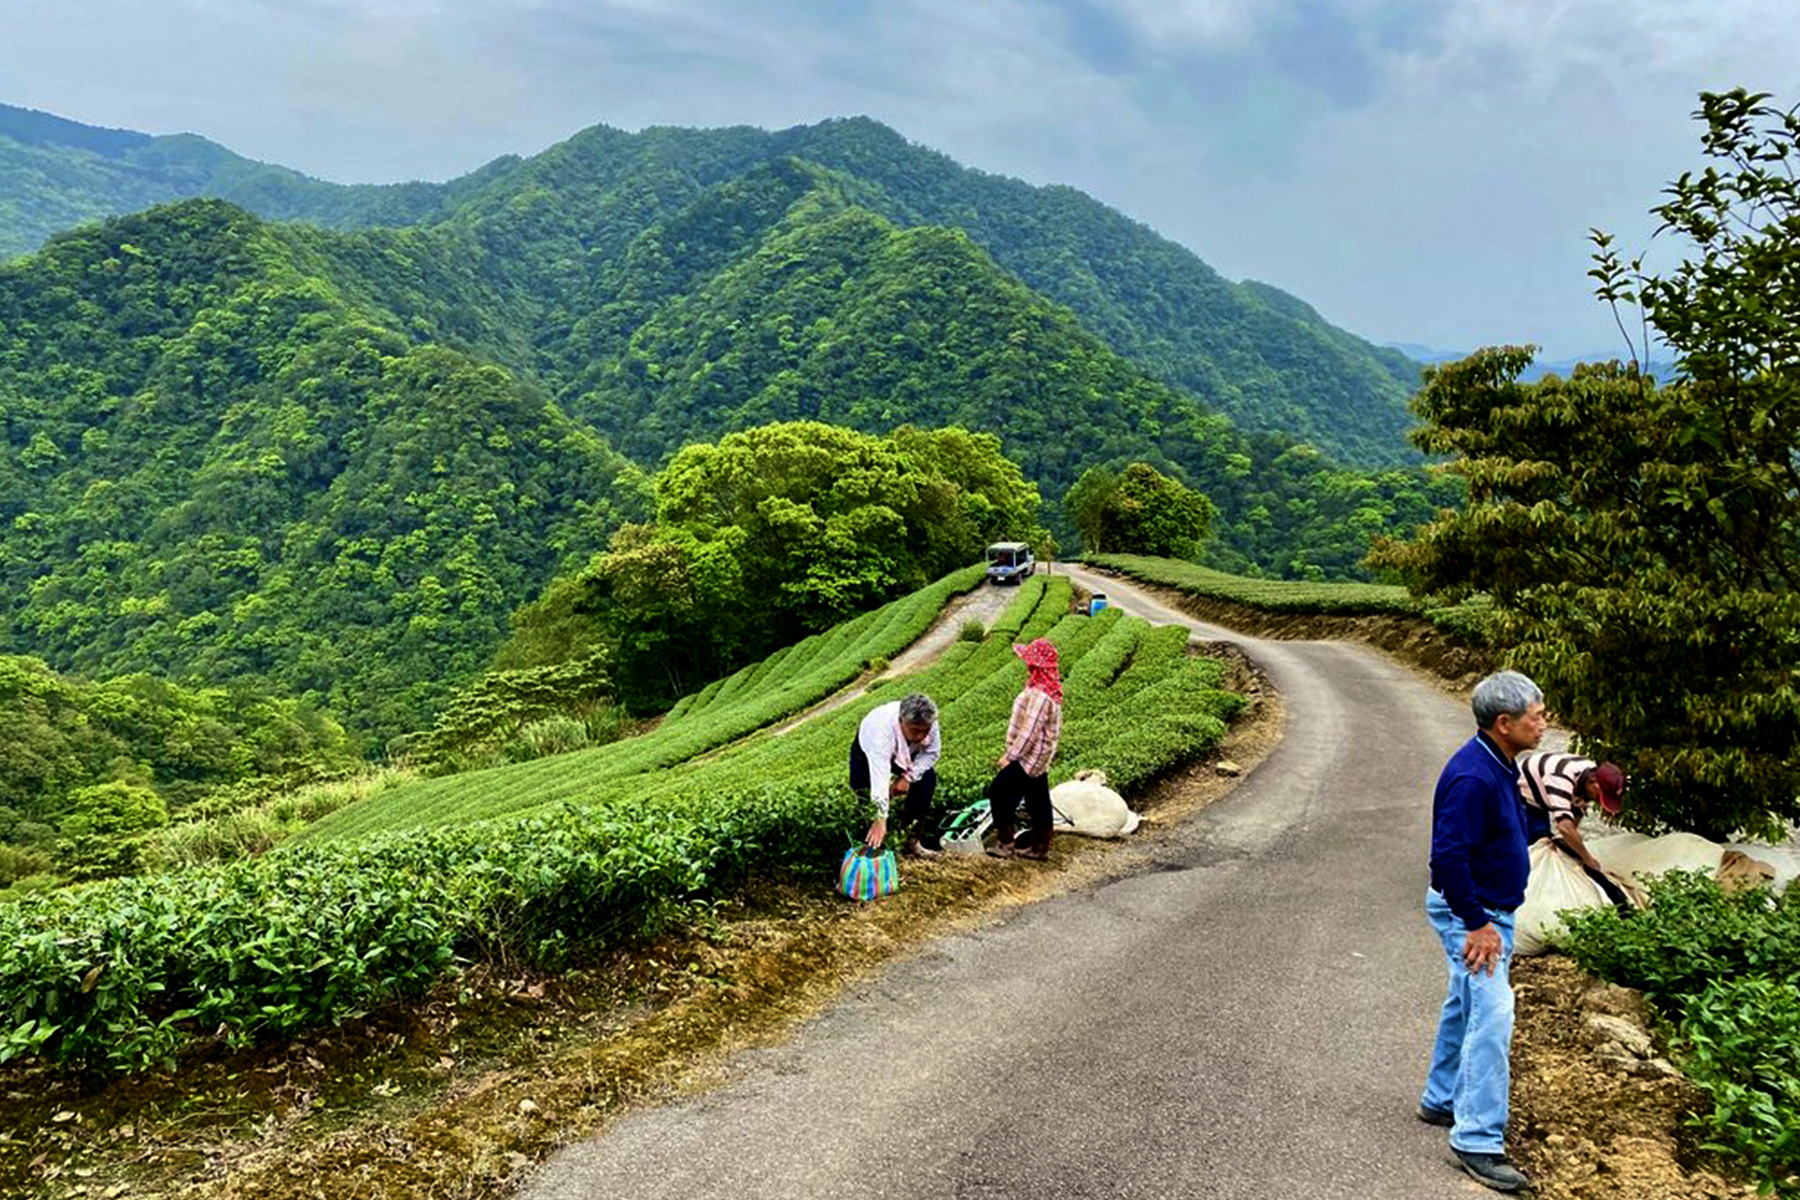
[1371,89,1800,839]
[499,421,1044,703]
[1064,462,1215,559]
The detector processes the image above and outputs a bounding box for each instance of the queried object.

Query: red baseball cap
[1592,763,1626,815]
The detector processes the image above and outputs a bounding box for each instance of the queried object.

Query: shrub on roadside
[1677,975,1800,1193]
[957,619,987,643]
[1424,593,1502,647]
[1558,871,1800,1000]
[1558,872,1800,1194]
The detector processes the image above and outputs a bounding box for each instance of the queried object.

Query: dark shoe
[904,837,942,860]
[1452,1149,1529,1192]
[1013,839,1050,862]
[1416,1103,1454,1127]
[985,838,1016,859]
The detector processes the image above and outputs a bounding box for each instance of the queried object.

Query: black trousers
[987,760,1052,846]
[849,738,938,837]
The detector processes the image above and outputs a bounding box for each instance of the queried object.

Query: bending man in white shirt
[850,692,942,858]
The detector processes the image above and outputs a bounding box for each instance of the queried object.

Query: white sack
[1515,840,1612,957]
[1049,770,1141,839]
[1596,831,1725,885]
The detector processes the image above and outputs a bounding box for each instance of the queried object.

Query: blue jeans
[1421,889,1516,1154]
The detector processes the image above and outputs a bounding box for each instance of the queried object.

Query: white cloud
[1086,0,1264,50]
[2,0,1796,356]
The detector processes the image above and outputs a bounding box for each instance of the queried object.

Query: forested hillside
[0,103,507,262]
[3,105,1420,465]
[533,164,1456,579]
[0,201,644,742]
[0,105,1455,751]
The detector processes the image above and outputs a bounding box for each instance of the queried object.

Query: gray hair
[1471,670,1542,728]
[898,693,938,725]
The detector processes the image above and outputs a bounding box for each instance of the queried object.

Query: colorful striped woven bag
[837,846,901,902]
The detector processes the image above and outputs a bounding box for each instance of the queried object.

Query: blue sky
[4,0,1796,358]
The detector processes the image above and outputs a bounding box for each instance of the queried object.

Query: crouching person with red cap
[986,638,1063,862]
[1518,750,1631,911]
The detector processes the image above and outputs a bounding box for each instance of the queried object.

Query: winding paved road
[521,567,1491,1199]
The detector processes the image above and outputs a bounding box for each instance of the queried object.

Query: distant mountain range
[2,101,1424,465]
[1,101,1458,739]
[1387,342,1678,384]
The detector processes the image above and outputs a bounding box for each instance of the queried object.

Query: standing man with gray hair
[851,692,943,858]
[1419,669,1545,1193]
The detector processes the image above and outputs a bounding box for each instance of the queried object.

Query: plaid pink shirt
[1005,688,1062,777]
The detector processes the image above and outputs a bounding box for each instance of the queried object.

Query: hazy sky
[5,0,1796,358]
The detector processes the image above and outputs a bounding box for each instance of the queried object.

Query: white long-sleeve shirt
[856,701,941,817]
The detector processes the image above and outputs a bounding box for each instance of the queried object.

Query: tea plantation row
[0,573,1244,1072]
[1086,553,1421,616]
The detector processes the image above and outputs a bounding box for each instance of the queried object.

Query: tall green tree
[499,421,1043,703]
[1064,462,1215,560]
[1371,89,1800,839]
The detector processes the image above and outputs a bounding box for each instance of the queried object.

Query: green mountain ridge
[1,107,1455,746]
[0,102,511,263]
[0,201,644,742]
[2,104,1421,466]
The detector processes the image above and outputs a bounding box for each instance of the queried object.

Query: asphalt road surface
[521,566,1495,1200]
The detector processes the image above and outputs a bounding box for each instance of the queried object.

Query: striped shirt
[1003,688,1062,778]
[1517,751,1597,832]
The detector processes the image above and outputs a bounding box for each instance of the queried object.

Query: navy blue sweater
[1429,731,1530,929]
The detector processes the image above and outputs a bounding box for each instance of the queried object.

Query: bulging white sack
[1595,831,1725,885]
[1515,840,1612,957]
[1049,770,1141,839]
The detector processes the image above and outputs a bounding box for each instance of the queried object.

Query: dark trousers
[849,739,938,840]
[987,761,1052,848]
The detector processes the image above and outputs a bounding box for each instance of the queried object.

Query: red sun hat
[1012,638,1058,672]
[1592,762,1627,815]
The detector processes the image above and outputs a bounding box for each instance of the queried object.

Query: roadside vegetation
[1368,89,1800,1197]
[1085,552,1421,617]
[0,574,1243,1074]
[1559,874,1800,1195]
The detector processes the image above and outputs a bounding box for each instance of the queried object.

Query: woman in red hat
[986,637,1064,861]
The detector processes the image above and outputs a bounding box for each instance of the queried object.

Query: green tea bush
[1677,976,1800,1192]
[0,783,854,1072]
[958,619,987,643]
[310,565,985,840]
[1087,554,1420,617]
[1559,872,1800,1194]
[1558,871,1800,1000]
[1,566,1247,1075]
